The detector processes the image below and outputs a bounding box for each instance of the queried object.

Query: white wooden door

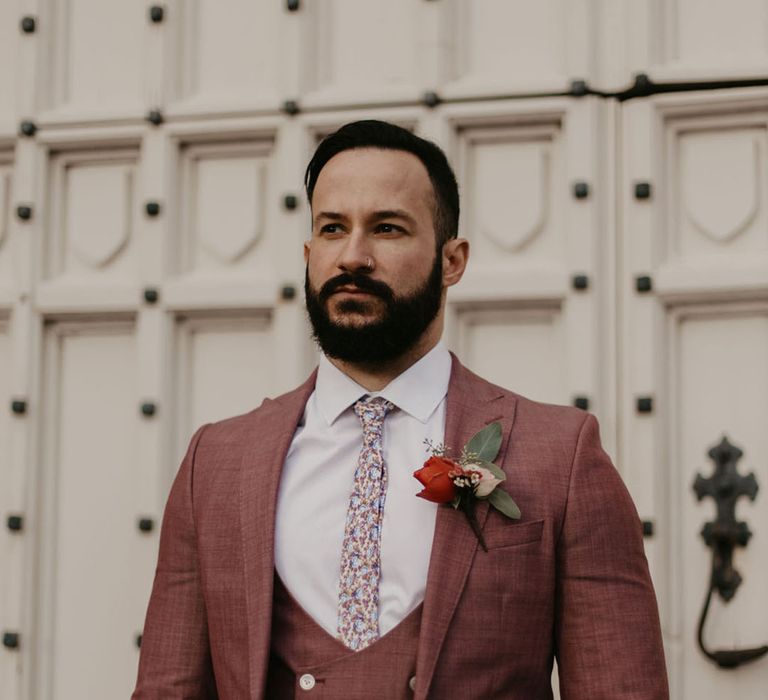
[0,1,767,698]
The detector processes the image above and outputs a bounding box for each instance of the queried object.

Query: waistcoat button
[409,675,417,691]
[299,673,316,691]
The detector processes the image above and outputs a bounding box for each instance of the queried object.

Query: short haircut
[304,120,460,248]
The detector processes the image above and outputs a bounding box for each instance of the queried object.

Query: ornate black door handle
[692,436,768,668]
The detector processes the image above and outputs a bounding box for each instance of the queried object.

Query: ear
[303,240,311,264]
[441,237,469,288]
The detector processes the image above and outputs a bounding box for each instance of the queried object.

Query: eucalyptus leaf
[465,422,502,462]
[488,488,521,520]
[479,459,506,481]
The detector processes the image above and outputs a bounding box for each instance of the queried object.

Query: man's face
[304,148,444,363]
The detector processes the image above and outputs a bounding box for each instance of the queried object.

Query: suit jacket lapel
[240,372,316,699]
[414,356,517,699]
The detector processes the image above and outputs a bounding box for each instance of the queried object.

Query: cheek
[306,255,330,289]
[395,258,432,290]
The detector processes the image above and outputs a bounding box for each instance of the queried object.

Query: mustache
[318,273,395,303]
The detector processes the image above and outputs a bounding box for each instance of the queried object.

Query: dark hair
[304,120,459,248]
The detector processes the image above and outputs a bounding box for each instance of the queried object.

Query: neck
[327,322,442,391]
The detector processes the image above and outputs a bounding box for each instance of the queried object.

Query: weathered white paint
[0,2,766,697]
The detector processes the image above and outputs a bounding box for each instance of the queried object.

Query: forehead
[312,147,435,212]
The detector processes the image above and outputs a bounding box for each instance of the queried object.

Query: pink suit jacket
[133,357,669,699]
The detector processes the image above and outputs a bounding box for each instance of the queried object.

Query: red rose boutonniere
[413,422,520,551]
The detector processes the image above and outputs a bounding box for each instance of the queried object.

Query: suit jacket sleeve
[555,414,669,699]
[132,424,218,699]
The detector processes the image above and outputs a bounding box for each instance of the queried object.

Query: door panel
[49,0,146,111]
[36,323,148,699]
[674,307,768,698]
[177,140,274,277]
[663,0,768,71]
[456,305,566,404]
[175,0,284,106]
[673,126,768,258]
[302,0,422,101]
[45,148,140,282]
[174,314,276,455]
[451,0,567,88]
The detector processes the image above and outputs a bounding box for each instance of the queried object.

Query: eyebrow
[313,211,346,226]
[313,209,417,226]
[370,209,417,226]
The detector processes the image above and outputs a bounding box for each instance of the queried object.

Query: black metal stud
[283,194,298,211]
[16,205,32,221]
[145,201,161,217]
[2,632,19,650]
[281,284,297,301]
[635,275,653,293]
[7,515,23,532]
[422,91,441,108]
[569,79,588,97]
[138,517,154,532]
[633,73,652,93]
[135,633,142,648]
[573,396,589,411]
[642,519,654,537]
[636,397,653,414]
[19,120,37,137]
[149,5,164,23]
[20,16,36,33]
[634,182,652,200]
[282,100,300,116]
[146,109,163,126]
[11,399,27,415]
[143,287,159,304]
[572,274,589,291]
[286,0,300,10]
[572,181,589,199]
[140,402,157,417]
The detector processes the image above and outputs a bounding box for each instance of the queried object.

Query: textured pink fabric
[133,356,669,699]
[267,574,420,699]
[337,397,394,651]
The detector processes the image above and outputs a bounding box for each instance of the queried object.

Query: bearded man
[133,120,669,699]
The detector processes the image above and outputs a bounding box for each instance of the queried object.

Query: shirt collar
[315,342,452,425]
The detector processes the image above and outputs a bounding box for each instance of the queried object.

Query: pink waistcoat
[266,575,422,699]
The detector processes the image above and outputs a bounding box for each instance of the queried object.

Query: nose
[336,230,373,274]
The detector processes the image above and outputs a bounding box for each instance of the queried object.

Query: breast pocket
[483,518,544,550]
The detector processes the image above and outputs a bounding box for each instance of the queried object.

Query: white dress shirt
[274,343,451,637]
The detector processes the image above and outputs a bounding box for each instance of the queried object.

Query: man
[133,120,668,698]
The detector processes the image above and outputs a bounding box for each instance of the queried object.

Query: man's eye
[375,223,401,234]
[320,224,343,234]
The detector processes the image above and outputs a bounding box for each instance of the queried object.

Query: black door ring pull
[692,436,768,669]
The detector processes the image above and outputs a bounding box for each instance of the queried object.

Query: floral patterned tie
[337,396,394,651]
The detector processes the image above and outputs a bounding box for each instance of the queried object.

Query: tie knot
[353,396,394,427]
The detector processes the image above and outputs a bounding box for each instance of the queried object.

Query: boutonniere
[413,422,521,552]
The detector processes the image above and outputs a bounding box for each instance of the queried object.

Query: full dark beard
[305,254,443,364]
